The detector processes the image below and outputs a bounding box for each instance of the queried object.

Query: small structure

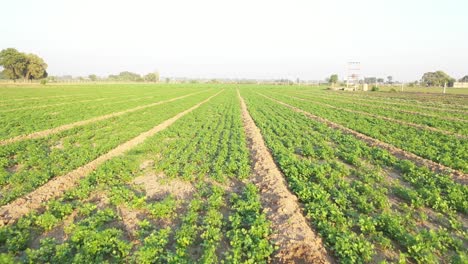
[453,82,468,88]
[346,62,360,90]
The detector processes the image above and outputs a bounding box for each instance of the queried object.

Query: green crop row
[302,91,468,120]
[262,91,468,173]
[0,88,274,263]
[0,90,214,205]
[296,88,468,115]
[285,92,468,135]
[0,89,157,110]
[0,87,205,139]
[241,89,467,263]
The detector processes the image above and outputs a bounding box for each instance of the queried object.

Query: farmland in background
[0,83,466,263]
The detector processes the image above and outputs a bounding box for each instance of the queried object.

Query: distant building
[453,82,468,88]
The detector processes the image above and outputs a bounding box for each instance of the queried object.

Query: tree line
[48,71,160,83]
[328,71,468,87]
[2,47,467,86]
[0,48,48,81]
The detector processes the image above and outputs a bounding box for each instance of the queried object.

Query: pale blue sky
[1,0,467,81]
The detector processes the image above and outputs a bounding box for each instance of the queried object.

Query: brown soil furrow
[0,90,209,146]
[237,90,332,264]
[259,93,468,184]
[0,90,222,226]
[293,92,468,123]
[282,94,466,139]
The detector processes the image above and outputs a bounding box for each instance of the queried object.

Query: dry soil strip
[293,92,468,123]
[281,93,466,139]
[0,90,222,226]
[237,90,332,264]
[259,93,468,184]
[0,90,209,146]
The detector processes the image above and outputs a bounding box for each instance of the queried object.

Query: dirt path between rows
[0,90,209,146]
[259,93,467,185]
[0,90,222,226]
[237,90,333,264]
[281,93,466,139]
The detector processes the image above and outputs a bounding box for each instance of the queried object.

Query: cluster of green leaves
[134,227,171,263]
[172,197,203,262]
[242,90,467,263]
[26,209,131,263]
[199,186,225,263]
[0,201,132,263]
[226,183,274,263]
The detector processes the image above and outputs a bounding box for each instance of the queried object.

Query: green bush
[371,86,379,91]
[40,79,47,85]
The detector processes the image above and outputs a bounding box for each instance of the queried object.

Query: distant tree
[108,71,142,82]
[88,74,98,81]
[329,74,338,84]
[165,77,170,83]
[421,71,455,87]
[459,75,468,82]
[0,48,28,81]
[25,54,47,80]
[364,77,377,84]
[120,71,141,81]
[0,48,48,81]
[377,78,384,83]
[47,76,57,82]
[387,76,393,84]
[144,73,158,82]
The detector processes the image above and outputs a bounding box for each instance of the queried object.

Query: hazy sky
[1,0,467,81]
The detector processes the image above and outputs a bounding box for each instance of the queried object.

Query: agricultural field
[0,84,466,263]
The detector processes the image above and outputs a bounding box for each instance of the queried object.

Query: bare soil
[0,91,222,226]
[237,90,333,264]
[132,172,194,200]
